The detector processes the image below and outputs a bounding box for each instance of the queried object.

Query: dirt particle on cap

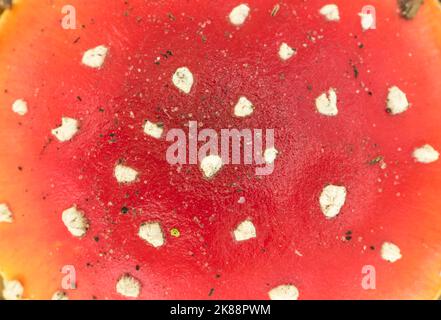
[398,0,423,20]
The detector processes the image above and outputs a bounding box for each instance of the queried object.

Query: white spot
[116,274,141,298]
[381,242,402,263]
[51,117,79,142]
[359,12,374,31]
[264,147,278,164]
[234,96,254,117]
[52,291,68,300]
[114,164,139,184]
[12,99,28,116]
[268,284,299,300]
[229,4,250,26]
[238,196,246,204]
[138,222,165,248]
[319,185,347,218]
[172,67,194,94]
[0,204,13,223]
[412,144,439,163]
[315,88,338,116]
[278,42,296,61]
[82,45,108,68]
[233,219,256,242]
[62,206,89,238]
[386,86,409,115]
[2,279,23,300]
[200,155,223,179]
[143,121,163,139]
[319,4,340,22]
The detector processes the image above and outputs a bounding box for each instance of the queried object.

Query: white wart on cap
[412,144,439,164]
[229,4,250,26]
[380,242,402,263]
[234,96,254,117]
[62,206,89,238]
[278,43,296,61]
[82,45,108,68]
[114,164,139,184]
[268,284,299,300]
[138,222,165,248]
[200,155,223,179]
[172,67,194,94]
[233,219,256,242]
[386,86,409,115]
[319,185,347,218]
[359,12,374,31]
[51,117,79,142]
[315,88,338,116]
[143,121,164,139]
[116,274,141,298]
[2,279,24,300]
[264,147,278,164]
[52,291,69,300]
[319,4,340,22]
[0,203,13,223]
[12,99,28,116]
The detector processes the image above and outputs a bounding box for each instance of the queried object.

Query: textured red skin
[0,0,440,299]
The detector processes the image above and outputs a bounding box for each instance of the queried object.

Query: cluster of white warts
[1,3,436,300]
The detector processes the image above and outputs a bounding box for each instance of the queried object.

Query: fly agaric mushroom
[0,0,440,300]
